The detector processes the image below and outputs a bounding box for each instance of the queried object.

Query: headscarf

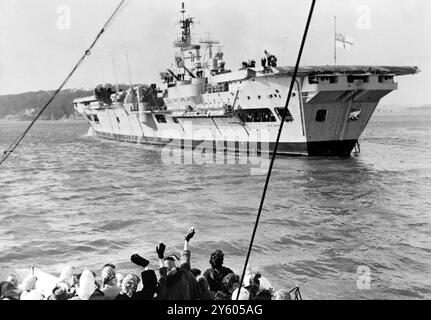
[21,275,37,292]
[76,270,96,300]
[58,266,75,289]
[273,289,291,300]
[243,272,254,287]
[258,277,274,294]
[101,266,116,287]
[6,275,19,288]
[242,264,255,287]
[232,287,250,300]
[121,274,139,298]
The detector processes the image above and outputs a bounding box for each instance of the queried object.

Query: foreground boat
[74,4,418,157]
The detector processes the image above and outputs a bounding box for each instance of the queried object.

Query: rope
[236,0,316,300]
[0,0,128,168]
[288,286,303,300]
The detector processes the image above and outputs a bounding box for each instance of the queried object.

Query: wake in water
[84,127,96,138]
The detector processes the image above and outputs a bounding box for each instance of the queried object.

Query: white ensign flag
[335,33,354,49]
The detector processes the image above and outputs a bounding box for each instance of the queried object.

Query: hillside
[410,104,431,110]
[0,84,140,120]
[0,89,93,120]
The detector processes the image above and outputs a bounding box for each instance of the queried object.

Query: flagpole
[334,16,337,69]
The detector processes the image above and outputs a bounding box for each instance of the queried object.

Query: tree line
[0,89,94,120]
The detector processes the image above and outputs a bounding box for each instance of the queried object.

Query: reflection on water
[0,110,430,299]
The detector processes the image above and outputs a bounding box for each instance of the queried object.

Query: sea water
[0,109,430,299]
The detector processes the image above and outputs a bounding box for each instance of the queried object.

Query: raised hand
[185,226,196,242]
[156,243,166,259]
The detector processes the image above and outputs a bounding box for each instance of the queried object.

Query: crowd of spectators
[1,227,296,301]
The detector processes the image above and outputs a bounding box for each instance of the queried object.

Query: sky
[0,0,430,106]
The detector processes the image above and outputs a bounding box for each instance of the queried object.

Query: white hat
[243,271,256,287]
[20,275,37,292]
[258,277,274,293]
[77,270,96,300]
[232,288,250,300]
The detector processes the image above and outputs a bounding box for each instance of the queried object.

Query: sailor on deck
[264,50,277,67]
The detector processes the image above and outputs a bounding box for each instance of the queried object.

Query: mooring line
[236,0,317,300]
[0,0,128,168]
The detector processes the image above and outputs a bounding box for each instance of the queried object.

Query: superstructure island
[74,3,419,157]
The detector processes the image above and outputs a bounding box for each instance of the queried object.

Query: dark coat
[200,290,216,300]
[203,266,234,293]
[255,290,273,300]
[0,281,20,300]
[115,292,132,300]
[158,250,201,300]
[134,270,158,300]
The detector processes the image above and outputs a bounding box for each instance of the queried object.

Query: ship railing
[288,286,303,300]
[140,109,171,114]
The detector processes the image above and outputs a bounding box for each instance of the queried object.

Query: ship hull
[94,130,357,157]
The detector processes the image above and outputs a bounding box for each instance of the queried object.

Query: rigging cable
[0,0,128,168]
[236,0,317,300]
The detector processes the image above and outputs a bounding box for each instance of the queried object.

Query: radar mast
[174,2,194,50]
[200,32,220,60]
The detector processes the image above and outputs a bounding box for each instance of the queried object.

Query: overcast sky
[0,0,430,106]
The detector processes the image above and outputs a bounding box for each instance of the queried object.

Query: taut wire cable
[236,0,317,300]
[0,0,128,167]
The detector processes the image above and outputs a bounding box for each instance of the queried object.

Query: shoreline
[0,118,88,123]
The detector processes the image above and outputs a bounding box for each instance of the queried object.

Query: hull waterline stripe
[93,130,357,157]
